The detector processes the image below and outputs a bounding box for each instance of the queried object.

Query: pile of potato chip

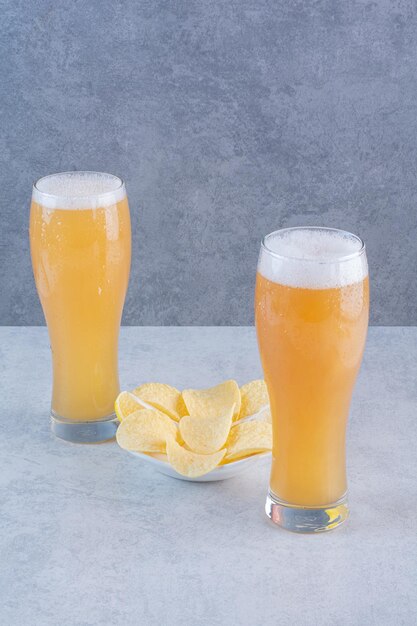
[115,379,272,478]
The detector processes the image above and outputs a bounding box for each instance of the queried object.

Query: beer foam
[258,228,368,289]
[32,172,126,209]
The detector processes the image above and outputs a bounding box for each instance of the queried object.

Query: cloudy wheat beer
[30,172,131,443]
[255,227,369,532]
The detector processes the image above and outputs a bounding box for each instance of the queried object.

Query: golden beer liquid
[30,195,131,421]
[255,273,369,506]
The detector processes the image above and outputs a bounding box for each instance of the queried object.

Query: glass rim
[32,171,125,204]
[261,226,366,263]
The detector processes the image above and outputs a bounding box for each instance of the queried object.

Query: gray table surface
[0,327,416,626]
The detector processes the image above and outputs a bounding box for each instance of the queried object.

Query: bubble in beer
[32,171,126,209]
[258,228,368,289]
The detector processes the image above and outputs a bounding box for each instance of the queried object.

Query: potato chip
[239,380,269,419]
[255,406,271,423]
[131,396,155,411]
[224,421,272,462]
[179,404,234,454]
[116,409,177,453]
[132,383,187,422]
[182,380,240,421]
[237,405,272,425]
[166,437,226,477]
[114,391,145,422]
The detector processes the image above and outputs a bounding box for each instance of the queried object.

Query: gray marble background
[1,0,417,326]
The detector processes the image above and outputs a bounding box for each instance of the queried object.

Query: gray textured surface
[0,326,416,625]
[1,1,417,326]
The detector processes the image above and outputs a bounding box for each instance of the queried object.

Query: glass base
[265,490,349,533]
[51,411,119,443]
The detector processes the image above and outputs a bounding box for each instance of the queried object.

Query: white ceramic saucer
[125,449,271,482]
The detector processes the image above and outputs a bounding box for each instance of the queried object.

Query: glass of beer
[30,172,131,443]
[255,227,369,532]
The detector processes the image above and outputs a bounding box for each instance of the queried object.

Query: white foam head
[32,171,126,209]
[258,227,368,289]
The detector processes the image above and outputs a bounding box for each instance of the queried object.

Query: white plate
[126,449,271,482]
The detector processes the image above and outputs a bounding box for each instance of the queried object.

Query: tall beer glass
[30,172,131,443]
[255,227,369,532]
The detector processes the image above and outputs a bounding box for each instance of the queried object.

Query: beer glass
[255,227,369,532]
[30,172,131,443]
